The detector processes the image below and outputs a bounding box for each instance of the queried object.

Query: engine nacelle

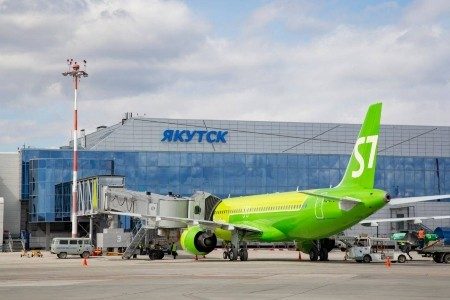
[180,226,217,256]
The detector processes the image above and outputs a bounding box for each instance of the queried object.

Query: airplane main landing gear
[309,248,319,261]
[222,232,248,261]
[309,239,333,261]
[223,245,248,261]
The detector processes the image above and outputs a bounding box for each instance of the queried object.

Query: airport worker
[417,228,426,249]
[171,243,178,259]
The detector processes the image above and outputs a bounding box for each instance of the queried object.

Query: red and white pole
[63,59,87,238]
[72,75,79,238]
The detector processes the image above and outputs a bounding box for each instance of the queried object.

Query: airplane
[121,102,450,261]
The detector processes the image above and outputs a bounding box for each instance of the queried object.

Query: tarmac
[0,249,449,300]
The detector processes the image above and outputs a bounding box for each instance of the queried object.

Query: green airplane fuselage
[180,102,385,255]
[212,187,387,243]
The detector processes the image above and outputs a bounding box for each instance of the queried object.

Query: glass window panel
[404,157,414,171]
[298,155,308,169]
[414,157,424,170]
[318,170,330,187]
[287,155,297,167]
[329,155,339,169]
[339,155,349,170]
[425,158,437,171]
[308,155,318,169]
[394,157,404,170]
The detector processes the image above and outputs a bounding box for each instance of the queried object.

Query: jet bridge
[75,175,221,259]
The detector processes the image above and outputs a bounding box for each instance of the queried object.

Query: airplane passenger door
[314,196,324,219]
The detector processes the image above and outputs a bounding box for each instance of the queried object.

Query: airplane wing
[108,211,263,234]
[360,215,450,227]
[388,194,450,206]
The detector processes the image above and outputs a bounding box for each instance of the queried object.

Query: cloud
[1,0,450,151]
[403,0,450,24]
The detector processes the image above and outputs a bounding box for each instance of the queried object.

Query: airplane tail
[337,102,382,189]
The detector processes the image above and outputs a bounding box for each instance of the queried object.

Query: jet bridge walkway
[74,175,221,259]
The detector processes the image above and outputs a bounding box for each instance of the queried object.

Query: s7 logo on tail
[352,135,378,178]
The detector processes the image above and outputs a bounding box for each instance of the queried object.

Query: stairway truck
[419,241,450,263]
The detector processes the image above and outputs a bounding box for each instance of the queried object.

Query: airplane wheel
[309,249,318,261]
[319,248,328,261]
[228,247,239,260]
[239,249,248,261]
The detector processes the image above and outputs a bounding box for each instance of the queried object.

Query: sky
[1,0,450,151]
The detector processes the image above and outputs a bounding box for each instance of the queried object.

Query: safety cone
[384,256,391,269]
[82,257,88,267]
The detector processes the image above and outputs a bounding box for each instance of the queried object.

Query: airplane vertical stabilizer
[337,102,382,189]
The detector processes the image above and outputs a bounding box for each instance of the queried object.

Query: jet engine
[180,226,217,256]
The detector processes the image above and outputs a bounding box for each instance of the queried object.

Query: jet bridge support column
[89,216,93,240]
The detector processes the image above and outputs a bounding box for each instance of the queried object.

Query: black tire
[81,251,90,259]
[157,250,165,260]
[58,252,67,259]
[149,251,157,260]
[239,249,248,261]
[433,253,444,263]
[443,254,450,264]
[397,255,406,263]
[363,255,371,263]
[229,249,238,261]
[319,248,329,261]
[223,251,229,259]
[309,249,318,261]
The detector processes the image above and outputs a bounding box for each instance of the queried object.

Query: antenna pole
[62,59,88,238]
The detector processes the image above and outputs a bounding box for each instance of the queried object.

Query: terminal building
[2,112,450,249]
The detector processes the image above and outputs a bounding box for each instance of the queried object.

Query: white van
[51,238,93,259]
[347,236,407,263]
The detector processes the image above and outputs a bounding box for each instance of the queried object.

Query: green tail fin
[337,102,382,189]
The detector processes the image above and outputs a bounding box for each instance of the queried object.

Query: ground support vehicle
[419,241,450,263]
[347,236,407,263]
[51,238,93,259]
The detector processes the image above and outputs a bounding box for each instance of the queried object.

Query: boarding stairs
[122,225,149,259]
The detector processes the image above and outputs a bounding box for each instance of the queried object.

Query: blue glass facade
[21,149,450,223]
